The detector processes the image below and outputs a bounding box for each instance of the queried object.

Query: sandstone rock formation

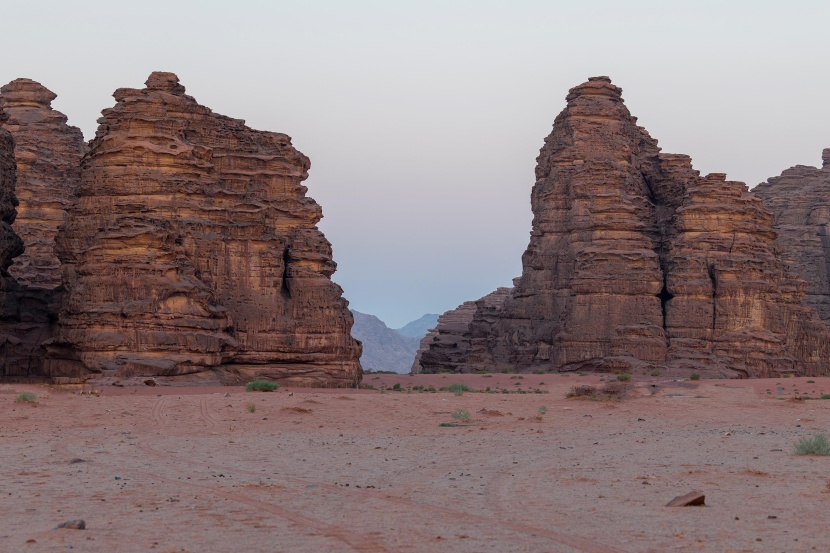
[753,150,830,327]
[0,80,84,379]
[350,310,420,373]
[413,286,512,373]
[44,72,361,386]
[421,77,830,378]
[0,79,85,288]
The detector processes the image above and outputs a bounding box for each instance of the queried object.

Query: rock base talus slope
[753,150,830,326]
[45,72,361,386]
[429,77,830,377]
[0,79,85,288]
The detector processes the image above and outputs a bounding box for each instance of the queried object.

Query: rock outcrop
[0,80,84,379]
[350,310,420,373]
[44,72,361,387]
[0,79,85,288]
[753,151,830,327]
[421,77,830,377]
[413,286,512,373]
[0,116,23,307]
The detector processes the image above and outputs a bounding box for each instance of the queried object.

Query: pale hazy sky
[2,1,828,327]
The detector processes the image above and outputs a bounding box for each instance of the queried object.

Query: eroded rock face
[0,116,33,377]
[0,79,85,288]
[0,118,23,302]
[45,72,361,386]
[424,77,830,377]
[413,286,512,373]
[753,151,830,327]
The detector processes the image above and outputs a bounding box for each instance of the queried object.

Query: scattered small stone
[143,379,157,386]
[68,458,86,464]
[767,515,777,519]
[666,491,705,507]
[55,519,85,530]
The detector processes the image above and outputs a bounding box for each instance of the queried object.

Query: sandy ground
[2,373,829,553]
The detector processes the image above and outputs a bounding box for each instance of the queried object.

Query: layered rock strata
[0,79,85,288]
[413,286,512,373]
[45,72,361,386]
[0,80,85,379]
[753,151,830,327]
[0,115,32,376]
[421,77,830,377]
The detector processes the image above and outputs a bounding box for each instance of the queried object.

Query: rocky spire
[420,77,830,377]
[46,72,362,386]
[753,149,830,329]
[0,78,85,288]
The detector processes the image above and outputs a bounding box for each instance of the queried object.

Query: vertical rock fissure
[281,245,291,299]
[644,174,674,345]
[707,264,717,333]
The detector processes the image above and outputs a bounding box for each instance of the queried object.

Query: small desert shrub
[617,372,631,382]
[690,373,701,381]
[451,408,471,422]
[392,383,402,391]
[444,383,474,396]
[247,403,256,413]
[498,365,517,374]
[821,394,830,400]
[794,433,830,456]
[15,392,36,403]
[538,406,547,414]
[567,385,597,398]
[651,370,661,377]
[246,380,279,392]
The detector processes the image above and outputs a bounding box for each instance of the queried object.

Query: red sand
[2,374,829,552]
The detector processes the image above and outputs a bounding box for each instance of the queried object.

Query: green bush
[451,408,470,422]
[15,392,36,403]
[392,383,402,391]
[246,380,279,392]
[444,383,474,396]
[650,370,660,377]
[690,373,701,381]
[617,373,631,382]
[247,403,256,413]
[794,433,830,455]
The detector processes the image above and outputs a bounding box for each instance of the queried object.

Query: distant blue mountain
[395,313,440,338]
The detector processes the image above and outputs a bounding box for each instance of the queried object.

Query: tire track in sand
[135,435,627,553]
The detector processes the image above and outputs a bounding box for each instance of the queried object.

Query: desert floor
[2,373,829,553]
